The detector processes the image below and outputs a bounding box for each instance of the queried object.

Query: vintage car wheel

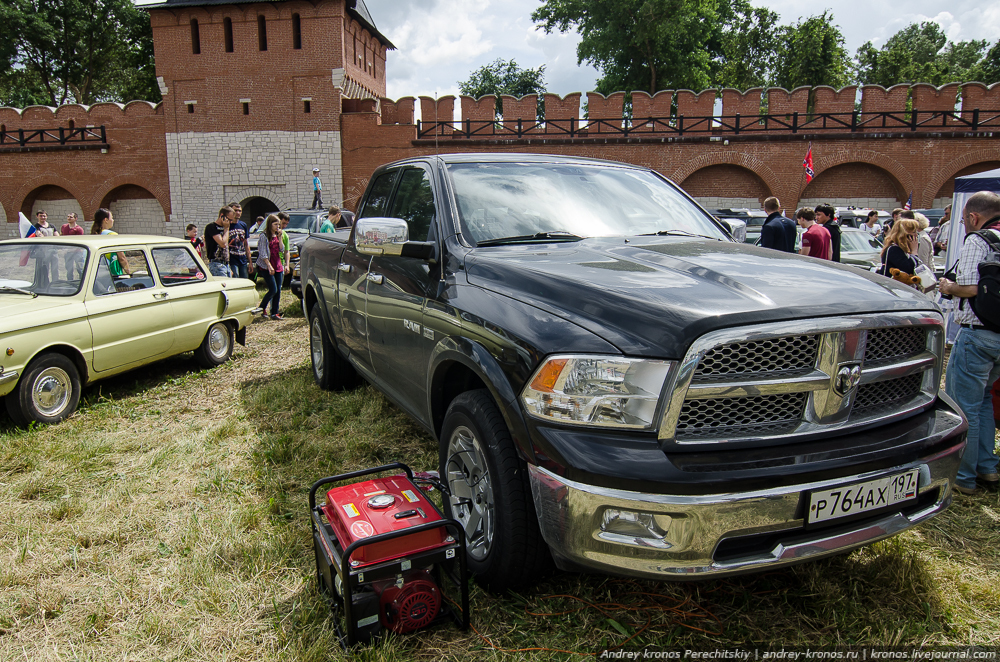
[310,307,359,390]
[440,389,550,591]
[5,353,81,426]
[195,321,234,368]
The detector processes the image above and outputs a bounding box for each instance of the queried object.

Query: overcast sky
[362,0,1000,99]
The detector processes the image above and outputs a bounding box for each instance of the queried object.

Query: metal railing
[0,125,107,147]
[416,109,1000,139]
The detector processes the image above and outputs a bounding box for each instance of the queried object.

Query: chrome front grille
[865,327,926,365]
[662,313,944,444]
[694,335,818,379]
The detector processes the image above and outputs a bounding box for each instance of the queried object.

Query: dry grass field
[1,298,999,661]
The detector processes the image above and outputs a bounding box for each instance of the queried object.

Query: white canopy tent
[941,167,1000,342]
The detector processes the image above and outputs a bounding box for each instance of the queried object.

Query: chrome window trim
[659,311,944,444]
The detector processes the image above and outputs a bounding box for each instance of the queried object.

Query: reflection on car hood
[465,237,936,357]
[0,297,84,333]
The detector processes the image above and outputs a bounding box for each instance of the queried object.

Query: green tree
[532,0,735,95]
[972,40,1000,84]
[458,58,546,120]
[0,0,159,107]
[855,22,988,86]
[773,12,850,91]
[717,3,781,90]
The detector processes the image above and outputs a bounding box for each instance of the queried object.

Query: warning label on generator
[342,503,360,519]
[402,490,421,503]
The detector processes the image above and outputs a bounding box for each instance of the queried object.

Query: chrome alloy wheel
[31,367,72,418]
[310,315,324,380]
[207,323,231,361]
[445,425,495,561]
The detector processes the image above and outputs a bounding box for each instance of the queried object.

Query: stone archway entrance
[241,196,280,230]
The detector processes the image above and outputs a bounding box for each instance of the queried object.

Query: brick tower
[143,0,392,227]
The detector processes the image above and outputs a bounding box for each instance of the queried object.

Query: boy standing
[311,168,323,209]
[797,207,832,260]
[187,223,206,260]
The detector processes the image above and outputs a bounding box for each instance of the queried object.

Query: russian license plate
[808,469,919,524]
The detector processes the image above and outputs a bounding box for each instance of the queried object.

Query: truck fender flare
[427,336,535,465]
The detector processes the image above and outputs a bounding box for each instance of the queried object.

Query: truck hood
[464,237,937,357]
[0,296,84,334]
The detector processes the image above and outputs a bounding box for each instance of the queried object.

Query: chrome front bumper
[0,369,19,393]
[528,437,964,579]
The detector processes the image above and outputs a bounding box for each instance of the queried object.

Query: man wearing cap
[311,168,323,209]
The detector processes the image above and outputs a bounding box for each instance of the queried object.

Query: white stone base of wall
[797,197,899,211]
[110,198,169,236]
[31,199,85,235]
[165,130,342,231]
[932,197,954,209]
[693,197,761,209]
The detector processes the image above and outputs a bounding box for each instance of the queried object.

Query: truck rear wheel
[440,389,549,591]
[310,307,359,390]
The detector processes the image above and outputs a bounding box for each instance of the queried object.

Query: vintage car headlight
[521,355,673,429]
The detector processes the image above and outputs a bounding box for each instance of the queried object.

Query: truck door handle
[338,263,352,273]
[152,292,168,299]
[366,273,383,284]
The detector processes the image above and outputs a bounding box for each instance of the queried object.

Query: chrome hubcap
[208,324,230,359]
[32,367,71,417]
[311,317,324,379]
[445,425,494,561]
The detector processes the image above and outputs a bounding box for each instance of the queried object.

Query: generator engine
[309,463,469,648]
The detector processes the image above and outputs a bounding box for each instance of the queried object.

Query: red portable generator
[308,462,469,647]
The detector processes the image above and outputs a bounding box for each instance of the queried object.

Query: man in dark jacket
[816,204,841,262]
[760,197,797,252]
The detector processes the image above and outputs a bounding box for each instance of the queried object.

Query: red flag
[802,144,814,183]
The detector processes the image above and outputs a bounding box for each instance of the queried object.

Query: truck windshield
[446,162,727,245]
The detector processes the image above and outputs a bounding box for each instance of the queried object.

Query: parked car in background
[836,209,891,229]
[0,235,256,426]
[914,208,946,227]
[706,208,768,244]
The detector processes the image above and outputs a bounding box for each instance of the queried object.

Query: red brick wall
[0,102,169,224]
[802,162,902,200]
[679,165,769,201]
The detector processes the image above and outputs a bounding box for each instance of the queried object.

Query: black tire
[194,321,234,369]
[439,389,550,592]
[5,353,81,426]
[310,306,360,390]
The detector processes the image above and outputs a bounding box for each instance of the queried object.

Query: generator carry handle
[308,462,415,512]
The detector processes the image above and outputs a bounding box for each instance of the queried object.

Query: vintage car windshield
[446,162,727,245]
[0,243,89,297]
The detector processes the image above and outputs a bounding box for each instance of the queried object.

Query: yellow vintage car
[0,235,257,425]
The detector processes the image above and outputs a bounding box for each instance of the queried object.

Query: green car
[0,235,257,426]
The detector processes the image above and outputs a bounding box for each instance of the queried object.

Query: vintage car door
[338,169,399,377]
[85,248,175,372]
[365,165,439,419]
[148,245,222,352]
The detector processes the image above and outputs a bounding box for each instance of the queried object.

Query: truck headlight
[521,356,673,429]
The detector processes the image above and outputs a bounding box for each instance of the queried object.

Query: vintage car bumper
[0,369,19,395]
[528,401,966,579]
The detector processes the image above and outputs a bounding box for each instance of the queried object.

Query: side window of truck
[387,168,436,242]
[358,171,397,219]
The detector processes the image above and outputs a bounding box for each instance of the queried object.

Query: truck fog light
[597,508,672,549]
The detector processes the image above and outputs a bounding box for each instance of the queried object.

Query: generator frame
[309,462,470,648]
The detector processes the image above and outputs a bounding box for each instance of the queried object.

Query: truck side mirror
[717,217,747,243]
[354,217,436,261]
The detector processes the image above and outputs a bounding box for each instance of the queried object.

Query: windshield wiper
[640,229,721,240]
[0,286,37,297]
[476,231,584,247]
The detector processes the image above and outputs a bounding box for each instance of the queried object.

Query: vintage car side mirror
[355,217,436,261]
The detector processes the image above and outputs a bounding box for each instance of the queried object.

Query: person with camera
[937,191,1000,495]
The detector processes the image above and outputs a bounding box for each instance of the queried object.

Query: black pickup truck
[300,153,966,591]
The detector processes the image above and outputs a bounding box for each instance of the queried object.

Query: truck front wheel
[440,389,549,591]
